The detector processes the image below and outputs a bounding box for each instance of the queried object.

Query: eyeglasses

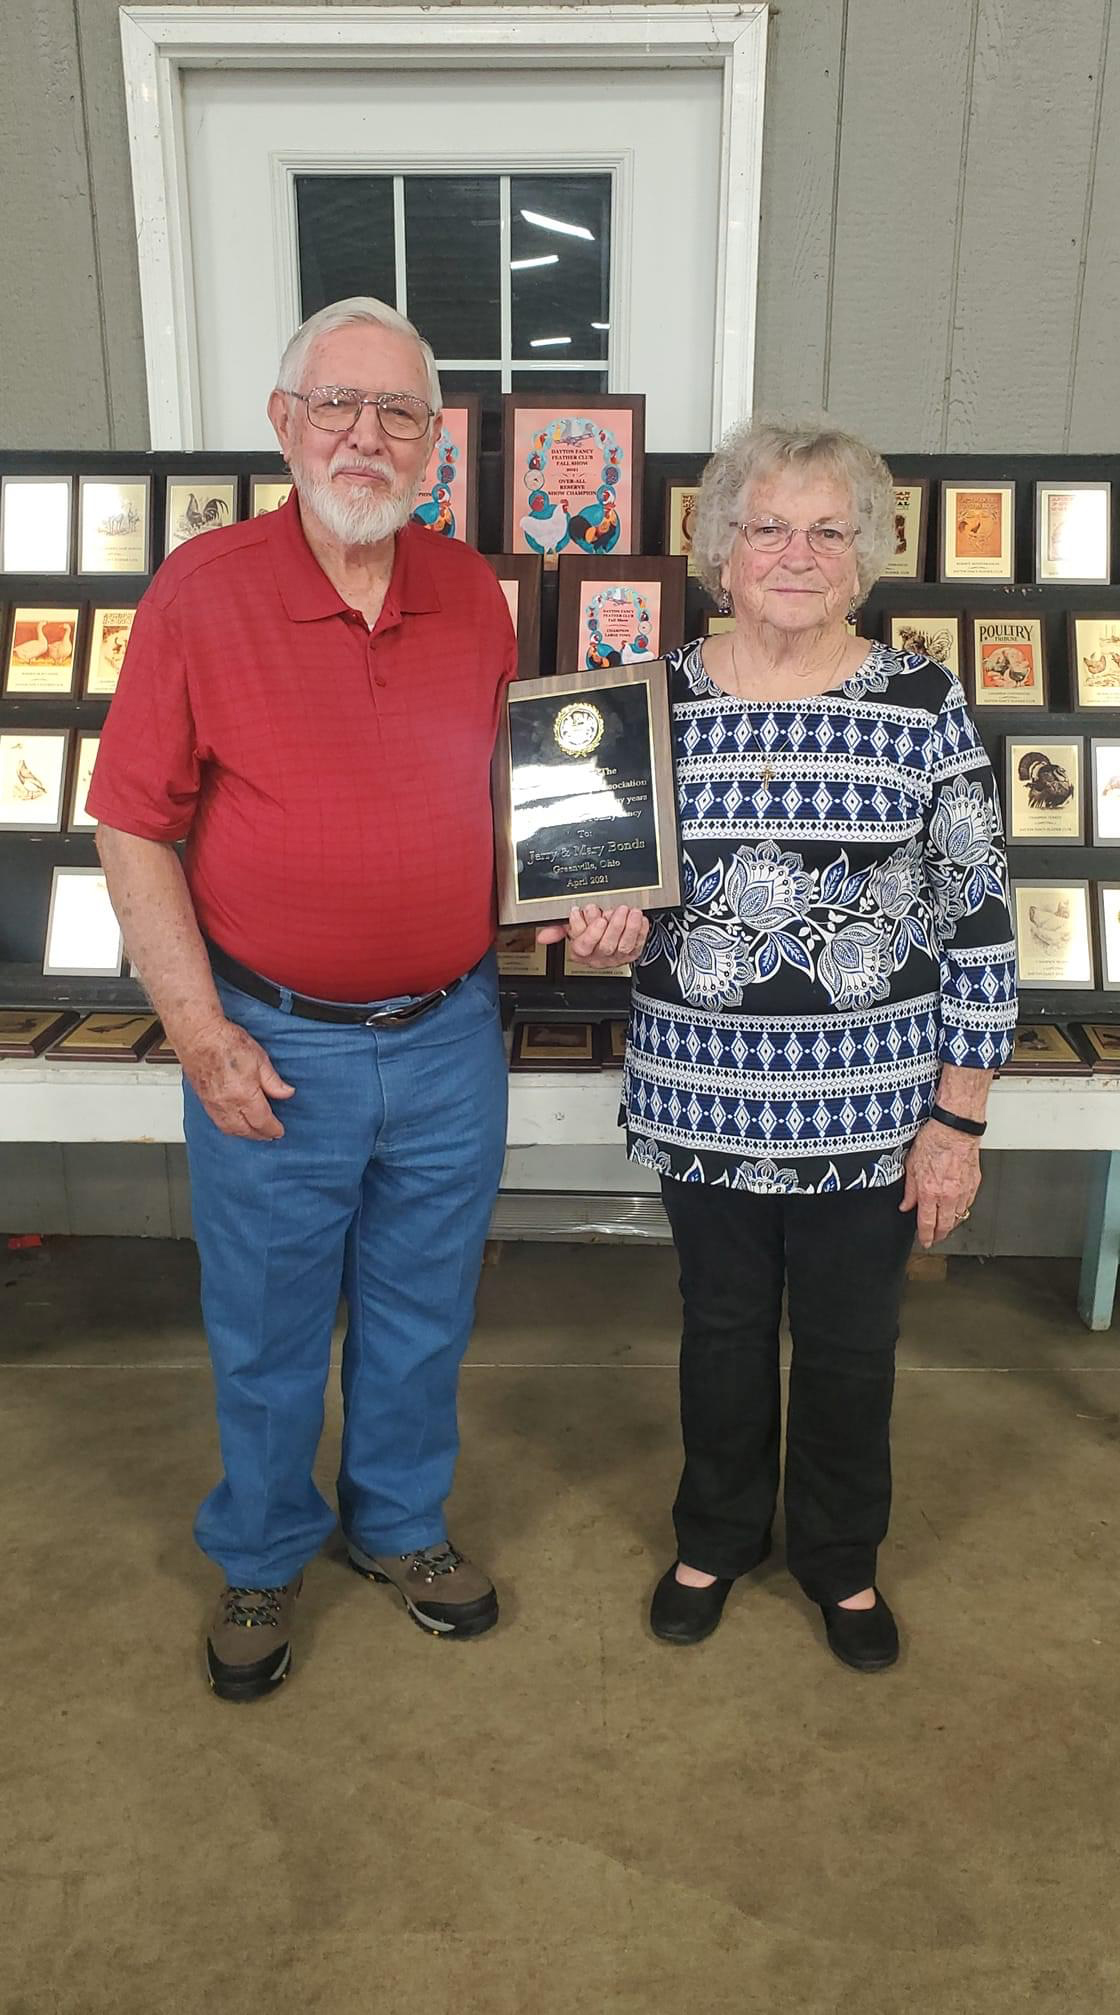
[730,517,858,556]
[279,385,435,439]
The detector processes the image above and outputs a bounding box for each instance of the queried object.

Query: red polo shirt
[87,495,517,1000]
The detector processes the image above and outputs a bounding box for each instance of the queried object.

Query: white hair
[276,296,442,410]
[691,416,896,605]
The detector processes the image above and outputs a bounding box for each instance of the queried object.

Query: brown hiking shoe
[205,1577,302,1701]
[347,1540,498,1638]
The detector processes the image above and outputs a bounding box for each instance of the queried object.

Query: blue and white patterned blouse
[624,640,1017,1194]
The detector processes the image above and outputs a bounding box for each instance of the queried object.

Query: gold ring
[955,1208,971,1223]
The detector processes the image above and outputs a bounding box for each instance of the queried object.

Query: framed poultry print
[84,607,136,697]
[3,605,83,697]
[77,476,152,574]
[481,553,542,678]
[968,616,1047,709]
[165,479,239,556]
[1069,615,1120,708]
[502,394,645,559]
[1034,481,1110,585]
[411,397,479,546]
[556,555,686,675]
[0,475,73,573]
[880,481,929,580]
[0,729,69,831]
[939,482,1015,584]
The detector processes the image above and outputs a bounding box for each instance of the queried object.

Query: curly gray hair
[690,418,896,606]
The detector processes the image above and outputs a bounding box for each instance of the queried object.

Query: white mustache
[329,455,396,482]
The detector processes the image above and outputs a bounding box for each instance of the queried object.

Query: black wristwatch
[929,1101,987,1138]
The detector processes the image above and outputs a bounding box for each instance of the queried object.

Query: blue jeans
[183,953,507,1586]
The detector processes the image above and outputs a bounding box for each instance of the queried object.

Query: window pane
[435,368,502,397]
[296,176,396,321]
[405,177,501,360]
[511,369,609,395]
[510,174,611,363]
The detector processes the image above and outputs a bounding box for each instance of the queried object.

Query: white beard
[289,450,421,546]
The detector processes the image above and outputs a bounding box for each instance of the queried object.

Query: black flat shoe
[819,1588,899,1672]
[650,1562,735,1645]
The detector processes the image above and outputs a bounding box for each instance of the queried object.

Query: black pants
[659,1176,916,1604]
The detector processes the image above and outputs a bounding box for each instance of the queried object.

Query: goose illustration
[12,620,48,663]
[44,622,73,665]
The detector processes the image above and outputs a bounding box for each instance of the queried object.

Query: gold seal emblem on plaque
[553,701,604,757]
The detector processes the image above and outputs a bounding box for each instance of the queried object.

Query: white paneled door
[181,65,724,451]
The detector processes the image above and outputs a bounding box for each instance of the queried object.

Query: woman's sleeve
[923,677,1017,1069]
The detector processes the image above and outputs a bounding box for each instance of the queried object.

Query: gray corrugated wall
[2,0,1117,451]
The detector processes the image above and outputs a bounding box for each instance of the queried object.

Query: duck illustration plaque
[3,606,82,697]
[492,660,680,925]
[411,398,479,546]
[503,394,645,559]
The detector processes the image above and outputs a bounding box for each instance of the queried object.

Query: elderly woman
[544,419,1016,1671]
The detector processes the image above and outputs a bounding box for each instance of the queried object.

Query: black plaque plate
[492,662,680,925]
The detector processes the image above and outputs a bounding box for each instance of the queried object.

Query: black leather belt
[206,940,463,1027]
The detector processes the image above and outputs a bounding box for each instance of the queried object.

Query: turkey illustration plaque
[492,660,680,925]
[502,395,645,559]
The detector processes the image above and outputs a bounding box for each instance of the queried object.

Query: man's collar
[268,490,442,623]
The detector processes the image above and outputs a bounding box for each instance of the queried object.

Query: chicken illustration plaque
[1069,616,1120,708]
[969,616,1046,709]
[165,480,239,556]
[492,661,680,925]
[84,608,136,697]
[940,482,1015,584]
[3,606,82,697]
[503,395,645,559]
[556,556,685,677]
[1012,880,1094,989]
[411,399,479,545]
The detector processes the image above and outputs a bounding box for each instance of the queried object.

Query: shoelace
[407,1544,463,1581]
[222,1585,284,1630]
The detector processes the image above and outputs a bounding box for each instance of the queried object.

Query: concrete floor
[2,1238,1119,2015]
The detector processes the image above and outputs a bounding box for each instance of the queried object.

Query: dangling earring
[717,592,733,615]
[847,597,858,620]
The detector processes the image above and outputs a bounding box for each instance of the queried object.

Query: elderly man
[89,297,517,1700]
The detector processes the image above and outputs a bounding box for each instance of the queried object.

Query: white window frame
[280,158,623,392]
[120,4,768,450]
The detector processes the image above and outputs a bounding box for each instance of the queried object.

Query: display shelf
[2,1057,1118,1149]
[6,447,1120,1019]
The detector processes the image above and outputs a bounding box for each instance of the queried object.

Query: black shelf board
[0,966,147,1011]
